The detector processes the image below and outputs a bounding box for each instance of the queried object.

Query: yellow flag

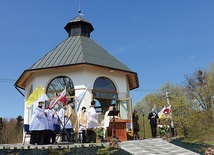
[26,86,44,106]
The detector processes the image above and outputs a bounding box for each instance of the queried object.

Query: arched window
[92,77,117,113]
[46,76,75,104]
[92,77,117,99]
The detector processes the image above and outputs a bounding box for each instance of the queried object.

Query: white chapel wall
[23,66,130,124]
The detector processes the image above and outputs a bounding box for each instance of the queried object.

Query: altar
[107,119,131,141]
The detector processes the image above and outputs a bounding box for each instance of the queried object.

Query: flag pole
[164,89,175,136]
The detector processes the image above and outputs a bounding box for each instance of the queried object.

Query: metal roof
[65,16,94,33]
[28,35,133,72]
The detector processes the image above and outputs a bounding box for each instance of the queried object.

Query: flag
[158,105,171,119]
[158,106,166,119]
[49,88,66,109]
[76,84,90,112]
[26,86,49,106]
[60,95,66,104]
[164,105,171,114]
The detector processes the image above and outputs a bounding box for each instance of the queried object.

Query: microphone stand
[142,113,146,139]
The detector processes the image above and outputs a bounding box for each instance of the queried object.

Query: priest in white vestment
[103,106,113,140]
[86,100,99,143]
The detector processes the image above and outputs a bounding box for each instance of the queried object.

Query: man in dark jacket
[148,108,159,138]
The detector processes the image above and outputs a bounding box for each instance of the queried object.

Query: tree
[185,69,213,111]
[134,83,176,138]
[0,116,23,144]
[184,66,214,141]
[16,115,24,132]
[0,117,3,143]
[134,80,214,142]
[133,63,214,143]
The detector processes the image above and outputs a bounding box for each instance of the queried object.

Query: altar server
[29,101,48,145]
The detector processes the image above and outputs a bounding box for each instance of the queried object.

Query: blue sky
[0,0,214,118]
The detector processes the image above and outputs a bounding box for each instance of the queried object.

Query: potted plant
[96,127,104,143]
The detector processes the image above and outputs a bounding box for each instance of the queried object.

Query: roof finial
[78,2,84,16]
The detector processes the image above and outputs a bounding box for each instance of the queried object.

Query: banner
[26,86,49,106]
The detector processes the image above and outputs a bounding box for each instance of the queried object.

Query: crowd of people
[28,98,160,145]
[29,100,114,145]
[29,99,74,145]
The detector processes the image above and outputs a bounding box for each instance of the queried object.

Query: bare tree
[184,69,213,111]
[0,117,23,144]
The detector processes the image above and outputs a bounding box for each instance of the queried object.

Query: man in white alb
[86,100,99,143]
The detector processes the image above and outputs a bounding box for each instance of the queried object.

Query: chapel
[15,12,139,141]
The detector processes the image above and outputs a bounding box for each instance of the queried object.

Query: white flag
[76,84,90,112]
[158,106,166,119]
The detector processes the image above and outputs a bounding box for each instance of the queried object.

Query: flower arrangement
[158,114,171,138]
[96,113,104,140]
[158,124,170,137]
